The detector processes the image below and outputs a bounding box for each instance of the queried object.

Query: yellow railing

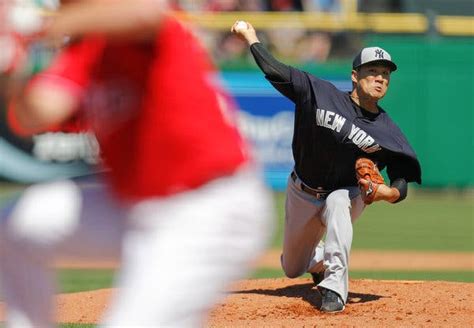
[179,12,429,33]
[179,12,474,36]
[40,9,474,36]
[436,16,474,36]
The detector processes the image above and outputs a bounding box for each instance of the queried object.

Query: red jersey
[28,18,249,199]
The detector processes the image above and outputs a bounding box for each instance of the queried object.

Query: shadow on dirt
[235,282,386,309]
[347,291,385,304]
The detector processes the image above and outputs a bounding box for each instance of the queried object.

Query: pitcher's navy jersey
[268,66,421,190]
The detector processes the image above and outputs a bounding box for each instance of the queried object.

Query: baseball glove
[355,158,385,205]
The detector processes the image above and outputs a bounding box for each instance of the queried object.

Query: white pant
[281,173,365,303]
[0,168,274,327]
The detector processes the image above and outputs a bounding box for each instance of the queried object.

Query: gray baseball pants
[281,172,365,303]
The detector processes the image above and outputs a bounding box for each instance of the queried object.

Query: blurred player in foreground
[0,1,274,326]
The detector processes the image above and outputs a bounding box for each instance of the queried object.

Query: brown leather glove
[355,158,385,205]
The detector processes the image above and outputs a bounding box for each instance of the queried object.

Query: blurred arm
[46,0,167,41]
[8,82,80,136]
[7,0,168,136]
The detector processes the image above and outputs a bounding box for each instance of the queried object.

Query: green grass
[349,270,474,282]
[353,192,474,251]
[251,267,286,279]
[0,183,25,208]
[56,267,474,295]
[1,186,472,252]
[270,191,474,252]
[58,269,115,293]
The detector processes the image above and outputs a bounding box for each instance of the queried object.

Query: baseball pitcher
[232,20,421,313]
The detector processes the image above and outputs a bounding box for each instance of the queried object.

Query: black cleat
[319,287,345,313]
[310,271,325,285]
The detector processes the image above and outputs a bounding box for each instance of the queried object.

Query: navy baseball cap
[352,47,397,72]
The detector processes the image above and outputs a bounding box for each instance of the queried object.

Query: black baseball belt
[290,171,331,200]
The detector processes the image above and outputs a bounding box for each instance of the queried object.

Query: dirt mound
[2,278,473,327]
[207,278,474,327]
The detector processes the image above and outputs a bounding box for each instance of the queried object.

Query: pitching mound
[1,278,467,327]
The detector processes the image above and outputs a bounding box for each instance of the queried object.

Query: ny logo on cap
[374,49,384,59]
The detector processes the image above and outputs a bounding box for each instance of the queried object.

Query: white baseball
[234,21,248,32]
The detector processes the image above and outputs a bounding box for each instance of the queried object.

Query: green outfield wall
[366,35,473,188]
[223,35,474,188]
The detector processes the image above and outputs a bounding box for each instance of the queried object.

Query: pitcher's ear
[351,69,358,84]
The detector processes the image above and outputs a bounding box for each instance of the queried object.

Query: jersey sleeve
[250,43,291,82]
[378,115,422,184]
[7,38,104,136]
[386,152,422,184]
[268,66,341,107]
[27,37,105,102]
[267,66,313,104]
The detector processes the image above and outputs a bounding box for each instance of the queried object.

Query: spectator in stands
[264,0,303,11]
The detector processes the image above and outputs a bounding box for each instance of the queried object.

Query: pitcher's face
[352,63,391,101]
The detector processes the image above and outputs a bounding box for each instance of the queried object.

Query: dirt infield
[1,278,472,327]
[1,251,473,326]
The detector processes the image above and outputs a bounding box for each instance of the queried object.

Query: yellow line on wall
[437,16,474,36]
[39,9,474,36]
